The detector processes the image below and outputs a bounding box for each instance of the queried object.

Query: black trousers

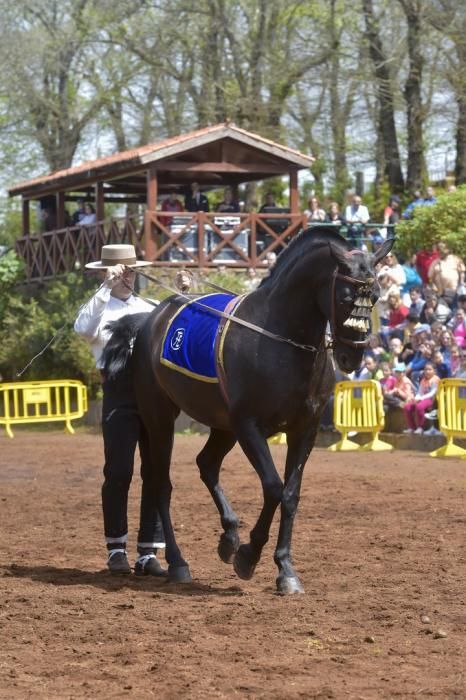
[101,374,164,545]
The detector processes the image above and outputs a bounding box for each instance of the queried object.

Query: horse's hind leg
[196,428,239,563]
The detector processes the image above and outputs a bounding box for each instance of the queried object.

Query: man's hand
[104,264,126,289]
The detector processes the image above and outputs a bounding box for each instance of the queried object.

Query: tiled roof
[9,122,313,197]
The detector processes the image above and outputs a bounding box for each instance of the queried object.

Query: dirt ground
[0,431,465,699]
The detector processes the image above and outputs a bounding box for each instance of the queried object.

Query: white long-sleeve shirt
[74,286,156,368]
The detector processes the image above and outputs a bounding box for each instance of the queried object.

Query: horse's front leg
[274,422,319,595]
[232,417,283,581]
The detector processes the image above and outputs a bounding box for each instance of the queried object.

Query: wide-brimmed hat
[85,244,152,270]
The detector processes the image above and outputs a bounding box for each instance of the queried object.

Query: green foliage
[0,250,24,318]
[0,273,100,396]
[396,186,466,257]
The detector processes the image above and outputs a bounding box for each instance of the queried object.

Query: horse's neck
[265,248,331,345]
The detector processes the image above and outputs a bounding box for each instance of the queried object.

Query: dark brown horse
[104,228,393,594]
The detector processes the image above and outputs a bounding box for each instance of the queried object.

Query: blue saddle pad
[161,293,235,381]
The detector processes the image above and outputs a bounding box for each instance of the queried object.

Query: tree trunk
[400,0,426,191]
[362,0,405,192]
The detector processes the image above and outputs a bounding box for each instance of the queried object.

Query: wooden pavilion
[8,122,314,281]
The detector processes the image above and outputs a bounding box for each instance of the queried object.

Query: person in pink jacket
[403,362,440,434]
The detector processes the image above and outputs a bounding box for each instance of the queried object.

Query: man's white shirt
[74,286,156,368]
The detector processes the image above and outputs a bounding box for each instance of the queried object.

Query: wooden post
[22,198,30,236]
[56,191,65,228]
[145,165,158,261]
[289,171,299,214]
[95,181,105,222]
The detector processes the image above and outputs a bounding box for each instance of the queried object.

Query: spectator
[415,244,439,285]
[379,252,406,288]
[406,341,432,388]
[402,312,421,345]
[259,192,276,212]
[449,308,466,348]
[383,362,414,410]
[388,336,404,366]
[367,334,388,361]
[400,254,423,303]
[453,348,466,378]
[72,199,86,225]
[408,286,425,316]
[432,349,451,379]
[160,190,183,227]
[438,328,455,363]
[326,202,345,225]
[344,194,370,247]
[403,362,440,434]
[420,293,451,325]
[305,196,326,223]
[423,186,436,206]
[428,241,465,307]
[402,190,423,219]
[383,194,401,229]
[243,268,260,292]
[80,203,96,226]
[185,182,209,212]
[217,187,240,213]
[385,291,409,338]
[448,345,461,375]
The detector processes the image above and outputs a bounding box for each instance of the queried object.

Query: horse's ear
[372,237,395,266]
[328,241,352,273]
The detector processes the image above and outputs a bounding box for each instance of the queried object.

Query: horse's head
[325,238,395,373]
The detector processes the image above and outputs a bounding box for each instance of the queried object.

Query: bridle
[331,269,375,349]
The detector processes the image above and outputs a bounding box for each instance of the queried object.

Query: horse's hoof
[218,533,240,564]
[276,575,305,595]
[168,564,192,584]
[233,544,257,580]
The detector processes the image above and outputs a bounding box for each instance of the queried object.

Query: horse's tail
[102,312,150,380]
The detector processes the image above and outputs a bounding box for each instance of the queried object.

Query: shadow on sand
[3,563,246,597]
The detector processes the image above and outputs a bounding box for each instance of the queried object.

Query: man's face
[390,339,401,353]
[437,241,448,258]
[426,187,434,198]
[409,289,420,301]
[191,182,199,194]
[353,196,361,207]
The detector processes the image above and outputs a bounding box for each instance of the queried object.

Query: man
[185,182,210,212]
[428,241,465,307]
[402,190,424,219]
[344,194,370,248]
[74,244,166,576]
[71,199,86,225]
[217,187,240,213]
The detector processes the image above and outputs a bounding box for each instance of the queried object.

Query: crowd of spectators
[321,238,466,435]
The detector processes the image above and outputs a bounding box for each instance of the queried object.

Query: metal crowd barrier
[0,380,88,438]
[328,380,392,452]
[430,378,466,458]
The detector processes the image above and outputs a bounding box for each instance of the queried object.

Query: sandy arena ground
[0,431,465,699]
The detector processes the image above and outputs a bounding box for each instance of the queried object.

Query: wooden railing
[15,211,392,282]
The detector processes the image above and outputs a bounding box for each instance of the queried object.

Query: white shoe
[424,427,441,436]
[403,428,413,434]
[414,427,423,435]
[347,431,357,438]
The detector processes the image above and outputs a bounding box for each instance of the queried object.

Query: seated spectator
[305,196,326,223]
[243,268,260,292]
[378,252,407,289]
[217,187,240,213]
[449,308,466,348]
[185,182,210,212]
[259,192,276,212]
[383,362,414,410]
[403,362,440,434]
[402,312,421,345]
[344,194,370,247]
[80,203,96,225]
[432,349,451,379]
[326,202,345,225]
[349,357,371,381]
[406,340,433,388]
[385,291,409,339]
[363,355,383,380]
[420,294,451,325]
[388,336,404,365]
[379,361,396,393]
[375,272,400,329]
[71,199,86,225]
[367,334,388,361]
[428,240,465,307]
[402,190,423,219]
[400,254,423,304]
[438,328,455,363]
[423,186,436,206]
[383,195,401,229]
[453,348,466,378]
[408,285,425,316]
[160,190,184,227]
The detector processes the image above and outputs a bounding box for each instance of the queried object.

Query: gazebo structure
[9,122,314,281]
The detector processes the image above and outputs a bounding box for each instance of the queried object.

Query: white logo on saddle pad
[171,328,185,351]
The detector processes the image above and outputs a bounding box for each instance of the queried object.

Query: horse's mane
[259,226,350,288]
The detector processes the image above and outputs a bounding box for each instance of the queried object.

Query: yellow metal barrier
[0,380,88,438]
[328,380,392,452]
[430,378,466,458]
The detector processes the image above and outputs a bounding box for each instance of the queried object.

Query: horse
[103,227,394,594]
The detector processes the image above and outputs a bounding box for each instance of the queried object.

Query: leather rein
[133,267,373,354]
